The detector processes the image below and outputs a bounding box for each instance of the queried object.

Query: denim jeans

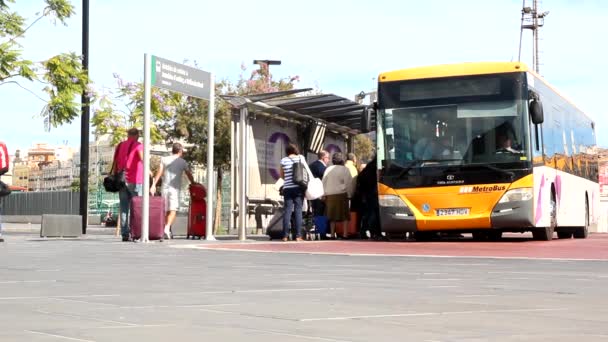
[119,183,142,238]
[283,187,303,239]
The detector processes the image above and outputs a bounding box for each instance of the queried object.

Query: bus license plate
[436,208,470,216]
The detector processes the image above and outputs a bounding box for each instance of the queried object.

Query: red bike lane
[190,234,608,260]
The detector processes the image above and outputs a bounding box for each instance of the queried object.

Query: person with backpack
[279,143,305,242]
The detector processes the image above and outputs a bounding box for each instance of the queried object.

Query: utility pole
[79,0,90,234]
[519,0,549,74]
[253,59,281,89]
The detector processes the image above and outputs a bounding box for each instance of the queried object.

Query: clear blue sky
[1,0,607,154]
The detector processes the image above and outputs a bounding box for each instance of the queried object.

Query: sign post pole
[206,74,216,240]
[142,53,152,243]
[148,55,214,240]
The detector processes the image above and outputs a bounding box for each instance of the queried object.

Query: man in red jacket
[0,140,9,243]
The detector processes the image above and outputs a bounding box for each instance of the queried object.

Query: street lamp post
[79,0,90,234]
[253,60,281,88]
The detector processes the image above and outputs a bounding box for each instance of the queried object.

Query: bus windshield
[378,73,530,175]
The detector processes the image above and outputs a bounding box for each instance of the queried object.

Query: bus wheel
[557,231,573,239]
[487,231,502,241]
[386,232,407,242]
[573,200,589,239]
[414,232,435,241]
[533,194,556,241]
[472,231,487,240]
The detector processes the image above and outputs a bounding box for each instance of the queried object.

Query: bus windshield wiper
[394,160,423,179]
[460,164,515,181]
[393,159,462,179]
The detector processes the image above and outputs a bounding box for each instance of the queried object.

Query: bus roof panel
[379,62,529,82]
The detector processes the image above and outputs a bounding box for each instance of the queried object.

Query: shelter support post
[347,135,355,154]
[229,111,237,233]
[238,107,248,241]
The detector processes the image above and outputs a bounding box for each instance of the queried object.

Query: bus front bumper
[380,199,534,233]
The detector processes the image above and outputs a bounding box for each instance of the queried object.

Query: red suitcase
[335,212,358,238]
[187,184,207,239]
[130,196,166,240]
[187,201,206,239]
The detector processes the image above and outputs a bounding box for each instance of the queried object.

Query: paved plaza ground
[1,228,608,341]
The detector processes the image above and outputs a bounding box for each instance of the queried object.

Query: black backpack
[292,156,309,190]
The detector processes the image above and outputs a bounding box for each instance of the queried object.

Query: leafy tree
[0,0,89,127]
[91,73,179,145]
[354,134,375,163]
[70,178,79,192]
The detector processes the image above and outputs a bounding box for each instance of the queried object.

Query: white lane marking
[170,287,345,296]
[117,303,240,309]
[417,278,462,281]
[0,294,119,301]
[489,271,608,277]
[174,244,608,261]
[243,327,354,342]
[281,280,325,283]
[299,308,567,321]
[48,297,119,307]
[423,273,447,275]
[94,324,176,329]
[35,310,138,326]
[304,264,374,268]
[25,330,96,342]
[456,294,497,298]
[0,280,57,284]
[429,286,460,288]
[503,278,532,280]
[439,264,490,266]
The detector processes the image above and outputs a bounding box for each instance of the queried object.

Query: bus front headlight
[379,195,407,207]
[498,188,533,203]
[379,195,413,216]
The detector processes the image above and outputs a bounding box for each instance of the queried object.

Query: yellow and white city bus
[369,62,598,240]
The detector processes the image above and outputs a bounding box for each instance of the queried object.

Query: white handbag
[301,155,324,200]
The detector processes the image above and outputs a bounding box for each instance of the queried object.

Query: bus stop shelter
[221,89,368,240]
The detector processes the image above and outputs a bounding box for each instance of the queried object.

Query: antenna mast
[519,0,549,74]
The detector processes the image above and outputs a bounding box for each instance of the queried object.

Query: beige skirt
[325,193,349,222]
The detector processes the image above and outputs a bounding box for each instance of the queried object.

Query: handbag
[302,157,324,200]
[103,140,136,193]
[0,180,11,197]
[103,173,125,193]
[292,155,309,190]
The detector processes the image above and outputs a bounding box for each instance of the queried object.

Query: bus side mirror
[529,100,544,124]
[360,104,375,133]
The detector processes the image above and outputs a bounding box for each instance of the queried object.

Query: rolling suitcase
[335,212,358,238]
[313,216,328,235]
[187,184,207,239]
[187,200,206,239]
[266,207,285,240]
[130,196,165,240]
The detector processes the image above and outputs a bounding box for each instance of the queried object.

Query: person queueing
[309,150,329,239]
[279,143,305,242]
[358,156,383,240]
[322,152,355,239]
